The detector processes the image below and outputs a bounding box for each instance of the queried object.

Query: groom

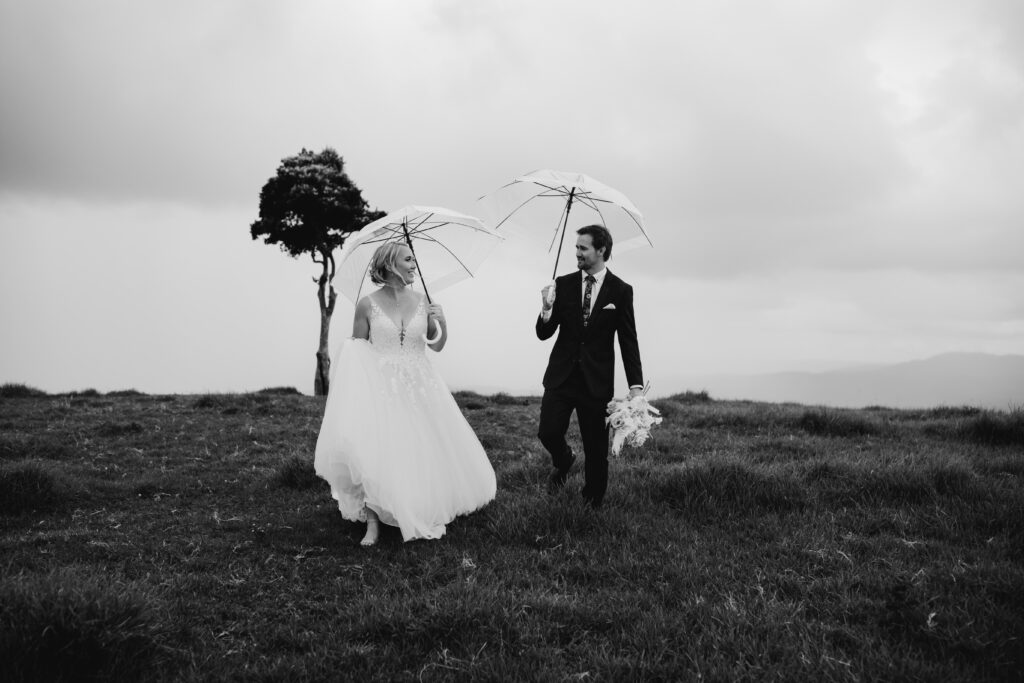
[536,224,644,508]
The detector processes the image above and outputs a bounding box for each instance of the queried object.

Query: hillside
[1,387,1022,681]
[677,352,1024,410]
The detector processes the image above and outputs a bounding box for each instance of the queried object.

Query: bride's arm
[352,297,371,340]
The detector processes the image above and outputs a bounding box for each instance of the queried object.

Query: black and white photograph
[2,1,1022,680]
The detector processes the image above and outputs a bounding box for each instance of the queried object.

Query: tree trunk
[314,314,331,396]
[313,250,337,396]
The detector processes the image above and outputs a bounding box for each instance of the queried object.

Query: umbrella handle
[544,279,556,306]
[423,318,443,345]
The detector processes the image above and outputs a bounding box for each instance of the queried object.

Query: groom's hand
[540,284,555,311]
[628,386,643,399]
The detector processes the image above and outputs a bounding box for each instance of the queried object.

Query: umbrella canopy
[335,205,503,304]
[477,169,653,278]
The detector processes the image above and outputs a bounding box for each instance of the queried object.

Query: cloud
[0,1,299,204]
[1,0,1021,395]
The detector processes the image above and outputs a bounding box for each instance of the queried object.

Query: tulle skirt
[313,339,497,541]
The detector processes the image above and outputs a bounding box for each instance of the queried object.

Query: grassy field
[1,384,1022,682]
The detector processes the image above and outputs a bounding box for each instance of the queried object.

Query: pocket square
[603,303,616,310]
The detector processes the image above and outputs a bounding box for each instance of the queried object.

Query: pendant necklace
[387,284,407,346]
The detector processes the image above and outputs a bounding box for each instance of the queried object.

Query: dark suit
[536,269,643,505]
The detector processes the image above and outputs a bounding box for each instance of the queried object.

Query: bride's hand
[427,303,445,324]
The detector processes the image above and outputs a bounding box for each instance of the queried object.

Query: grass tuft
[927,463,984,500]
[653,391,712,420]
[0,572,178,682]
[257,386,302,395]
[106,389,147,397]
[95,421,144,437]
[665,389,712,403]
[453,391,488,410]
[651,462,806,517]
[957,410,1024,447]
[495,459,539,491]
[274,455,321,489]
[191,393,263,412]
[0,436,82,461]
[804,461,927,506]
[796,408,881,437]
[0,383,47,398]
[64,388,101,397]
[929,405,984,419]
[0,463,66,514]
[490,391,528,406]
[802,461,983,507]
[192,394,224,409]
[976,456,1024,478]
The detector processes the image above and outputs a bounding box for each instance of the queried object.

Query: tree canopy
[250,147,376,257]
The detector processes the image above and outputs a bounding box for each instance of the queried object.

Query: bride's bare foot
[360,520,379,547]
[360,507,380,547]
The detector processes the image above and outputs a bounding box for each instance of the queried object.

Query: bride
[314,241,497,545]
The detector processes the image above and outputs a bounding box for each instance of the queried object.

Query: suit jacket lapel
[590,271,617,319]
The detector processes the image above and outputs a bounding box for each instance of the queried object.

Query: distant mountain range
[668,352,1024,410]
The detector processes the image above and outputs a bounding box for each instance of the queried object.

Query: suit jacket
[536,269,643,401]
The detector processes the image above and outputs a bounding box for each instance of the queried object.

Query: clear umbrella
[477,169,653,279]
[335,205,504,305]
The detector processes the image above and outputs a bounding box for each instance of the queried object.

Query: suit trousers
[537,365,610,505]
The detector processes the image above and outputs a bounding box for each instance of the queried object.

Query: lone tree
[250,148,383,395]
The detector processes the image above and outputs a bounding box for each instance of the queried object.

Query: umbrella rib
[493,179,632,210]
[523,180,572,196]
[623,209,651,243]
[406,212,436,234]
[397,210,493,236]
[406,220,492,235]
[530,185,622,210]
[590,202,610,232]
[476,178,521,200]
[354,252,376,302]
[548,198,571,254]
[572,193,602,213]
[413,232,479,277]
[487,185,578,231]
[489,194,549,230]
[359,229,404,245]
[356,220,493,278]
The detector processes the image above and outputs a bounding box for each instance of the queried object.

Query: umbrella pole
[401,222,432,304]
[551,188,576,280]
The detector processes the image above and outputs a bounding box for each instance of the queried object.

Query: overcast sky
[2,0,1022,397]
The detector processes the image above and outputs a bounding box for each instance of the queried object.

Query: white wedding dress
[314,295,497,541]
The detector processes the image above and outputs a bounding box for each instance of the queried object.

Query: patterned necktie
[582,274,596,324]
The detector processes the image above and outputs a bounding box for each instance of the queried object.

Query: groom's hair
[577,224,613,260]
[369,242,407,286]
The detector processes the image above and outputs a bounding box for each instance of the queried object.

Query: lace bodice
[368,298,429,356]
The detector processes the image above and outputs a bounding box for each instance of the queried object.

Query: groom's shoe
[547,450,575,493]
[547,467,569,492]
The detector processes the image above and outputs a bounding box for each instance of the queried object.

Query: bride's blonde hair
[368,242,409,286]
